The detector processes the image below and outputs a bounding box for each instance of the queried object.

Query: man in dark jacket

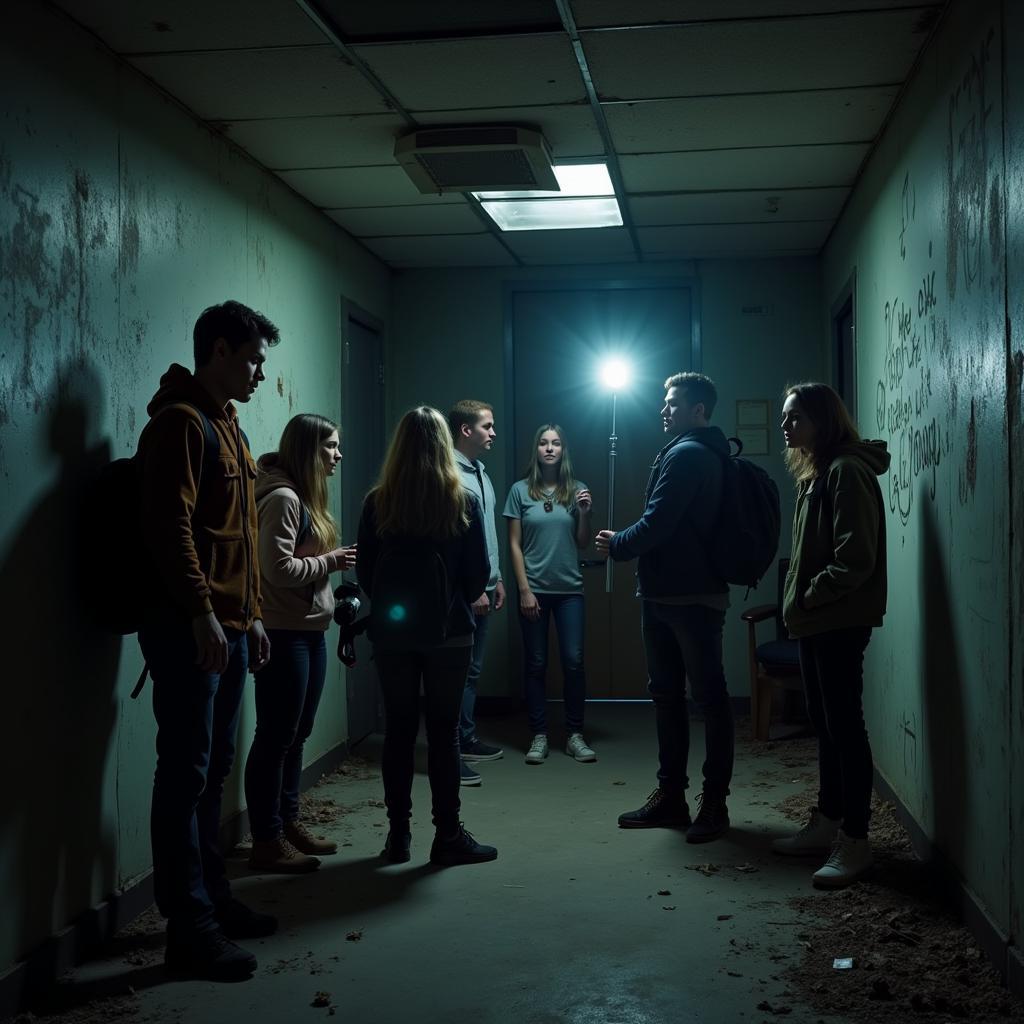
[596,372,733,843]
[137,301,278,980]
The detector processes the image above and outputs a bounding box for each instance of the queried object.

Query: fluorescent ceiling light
[473,162,622,231]
[481,197,622,232]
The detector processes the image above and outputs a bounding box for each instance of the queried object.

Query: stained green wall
[389,258,824,699]
[0,3,388,973]
[822,0,1021,977]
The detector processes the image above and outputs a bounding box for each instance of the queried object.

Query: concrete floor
[50,704,853,1024]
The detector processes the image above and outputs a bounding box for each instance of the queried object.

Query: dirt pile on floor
[740,729,1022,1022]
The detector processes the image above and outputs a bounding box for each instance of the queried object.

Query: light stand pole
[606,389,618,594]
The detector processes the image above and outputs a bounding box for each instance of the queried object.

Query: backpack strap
[257,487,313,547]
[156,402,222,487]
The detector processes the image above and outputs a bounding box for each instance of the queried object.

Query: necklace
[540,487,556,513]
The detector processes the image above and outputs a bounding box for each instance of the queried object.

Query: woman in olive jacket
[773,383,890,889]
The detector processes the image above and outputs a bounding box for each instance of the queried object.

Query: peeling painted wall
[823,0,1019,965]
[0,2,389,972]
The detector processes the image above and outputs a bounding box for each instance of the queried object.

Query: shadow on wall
[919,501,966,873]
[0,358,121,972]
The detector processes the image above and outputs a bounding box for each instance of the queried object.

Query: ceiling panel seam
[599,83,905,104]
[579,5,944,34]
[552,0,641,260]
[358,218,833,238]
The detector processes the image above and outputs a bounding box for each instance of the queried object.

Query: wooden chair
[741,558,803,740]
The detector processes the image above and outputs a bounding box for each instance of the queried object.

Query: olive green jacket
[782,441,890,638]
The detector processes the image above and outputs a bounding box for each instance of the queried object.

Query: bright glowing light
[473,163,623,232]
[480,196,622,232]
[387,604,407,623]
[599,357,632,390]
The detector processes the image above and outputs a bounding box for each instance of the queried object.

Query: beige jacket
[255,457,335,631]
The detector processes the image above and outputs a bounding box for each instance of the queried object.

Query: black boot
[617,788,691,829]
[429,824,497,866]
[381,829,412,864]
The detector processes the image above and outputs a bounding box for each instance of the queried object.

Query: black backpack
[697,436,781,591]
[368,538,451,651]
[83,403,241,637]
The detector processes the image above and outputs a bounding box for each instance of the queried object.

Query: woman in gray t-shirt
[504,425,596,766]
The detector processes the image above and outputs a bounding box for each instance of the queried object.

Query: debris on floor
[739,728,1024,1023]
[685,862,720,876]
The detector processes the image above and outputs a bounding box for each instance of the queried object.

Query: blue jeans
[375,645,472,833]
[519,593,587,734]
[244,629,327,842]
[641,601,733,798]
[799,627,874,838]
[138,620,248,934]
[459,606,491,749]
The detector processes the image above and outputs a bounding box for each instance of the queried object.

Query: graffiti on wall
[873,25,1001,529]
[875,196,945,527]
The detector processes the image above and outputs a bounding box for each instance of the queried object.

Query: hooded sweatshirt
[782,440,890,638]
[136,363,261,630]
[609,426,731,601]
[254,453,336,631]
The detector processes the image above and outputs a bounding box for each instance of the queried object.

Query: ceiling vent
[394,125,558,194]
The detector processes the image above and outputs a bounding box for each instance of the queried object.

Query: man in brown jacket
[137,300,278,980]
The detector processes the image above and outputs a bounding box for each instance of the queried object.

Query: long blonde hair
[275,413,339,552]
[525,424,578,507]
[372,406,469,538]
[783,383,861,484]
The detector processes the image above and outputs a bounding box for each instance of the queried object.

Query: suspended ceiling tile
[629,187,849,226]
[361,233,518,268]
[325,204,484,236]
[316,0,562,40]
[501,227,636,265]
[637,221,833,257]
[52,0,324,51]
[128,46,390,120]
[620,143,869,191]
[604,87,899,153]
[573,1,941,28]
[352,35,585,111]
[412,104,603,159]
[583,9,932,100]
[278,165,467,208]
[224,114,407,170]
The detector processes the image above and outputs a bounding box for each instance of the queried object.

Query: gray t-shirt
[503,479,586,594]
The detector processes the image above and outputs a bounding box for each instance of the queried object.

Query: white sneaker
[771,807,841,856]
[566,733,597,763]
[525,734,549,764]
[812,830,873,889]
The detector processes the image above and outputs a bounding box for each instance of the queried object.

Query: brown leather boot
[284,820,339,856]
[249,835,320,873]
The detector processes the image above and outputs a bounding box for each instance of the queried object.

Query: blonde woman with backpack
[244,414,356,873]
[356,406,496,867]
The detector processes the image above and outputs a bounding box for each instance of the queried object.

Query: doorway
[832,274,857,412]
[507,281,699,699]
[340,301,384,744]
